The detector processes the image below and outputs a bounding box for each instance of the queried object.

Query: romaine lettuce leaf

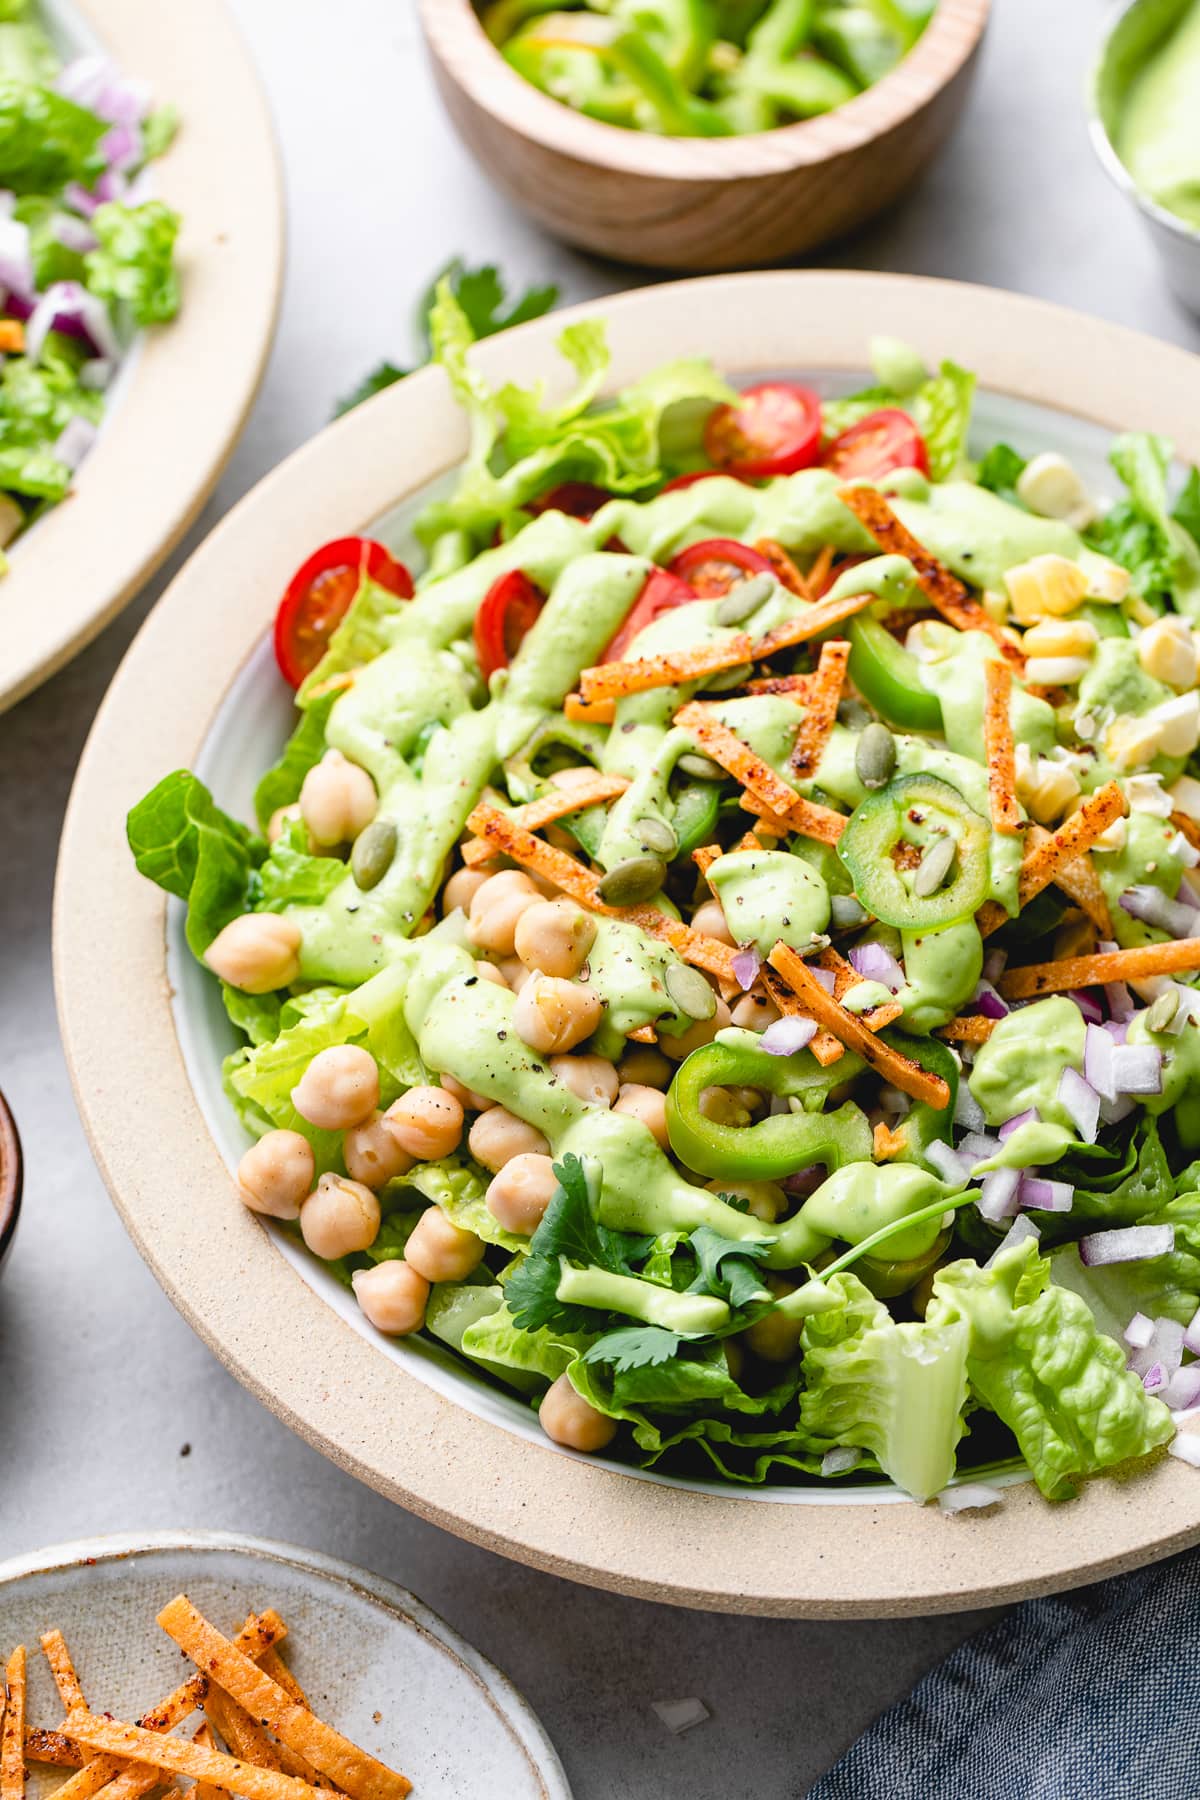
[1051,1234,1200,1341]
[85,199,181,327]
[0,79,106,192]
[1086,433,1200,617]
[819,356,975,481]
[253,693,335,833]
[126,770,265,958]
[221,983,282,1048]
[257,821,347,910]
[295,576,410,707]
[461,1297,592,1384]
[399,1155,526,1252]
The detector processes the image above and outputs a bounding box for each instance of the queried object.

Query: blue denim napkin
[809,1546,1200,1799]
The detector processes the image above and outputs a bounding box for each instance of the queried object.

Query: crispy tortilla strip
[768,942,951,1108]
[936,1015,997,1044]
[815,946,904,1032]
[578,587,876,702]
[874,1120,908,1159]
[691,843,722,876]
[790,640,849,779]
[752,538,809,598]
[257,1652,307,1711]
[806,545,835,596]
[999,937,1200,1000]
[204,1685,285,1773]
[977,782,1126,937]
[744,672,813,698]
[193,1720,229,1800]
[1034,837,1112,935]
[1172,810,1200,857]
[675,704,846,844]
[983,660,1020,836]
[0,320,25,354]
[739,792,800,837]
[760,966,843,1067]
[837,486,1023,665]
[40,1632,86,1717]
[627,1024,657,1043]
[1,1647,25,1800]
[157,1596,411,1800]
[303,669,358,701]
[23,1730,83,1769]
[563,693,615,724]
[461,773,630,867]
[62,1715,319,1800]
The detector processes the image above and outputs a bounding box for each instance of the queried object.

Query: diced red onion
[730,946,761,991]
[982,948,1008,983]
[999,1107,1038,1140]
[1144,1363,1168,1394]
[1102,1017,1129,1044]
[926,1139,969,1184]
[53,211,96,255]
[1124,1313,1156,1349]
[1164,1366,1200,1411]
[958,1130,1001,1165]
[0,190,13,219]
[25,281,120,362]
[53,416,97,471]
[1185,1306,1200,1358]
[985,1214,1040,1266]
[1168,1433,1200,1467]
[78,357,113,391]
[760,1016,816,1056]
[820,1447,861,1476]
[1111,1042,1163,1095]
[783,1167,826,1200]
[1120,885,1198,938]
[1104,982,1134,1022]
[977,1167,1021,1222]
[936,1482,1004,1513]
[974,981,1009,1020]
[1019,1176,1073,1213]
[1069,988,1104,1024]
[64,180,100,219]
[0,216,32,300]
[810,966,837,995]
[1084,1023,1116,1101]
[953,1084,986,1132]
[1100,1092,1137,1126]
[58,54,151,126]
[1079,1224,1175,1267]
[848,942,903,991]
[1141,1317,1185,1377]
[93,169,127,206]
[1058,1066,1100,1143]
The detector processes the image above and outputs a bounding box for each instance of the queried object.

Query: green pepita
[596,855,668,906]
[855,722,896,791]
[705,661,755,693]
[635,816,678,857]
[351,817,398,891]
[912,833,956,898]
[1147,987,1180,1033]
[715,573,774,627]
[678,753,726,782]
[666,961,717,1021]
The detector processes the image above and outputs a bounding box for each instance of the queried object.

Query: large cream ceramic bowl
[0,0,282,714]
[54,272,1200,1618]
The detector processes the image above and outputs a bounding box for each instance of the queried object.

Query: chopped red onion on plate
[999,1107,1038,1140]
[848,942,903,990]
[759,1016,816,1056]
[1018,1176,1072,1213]
[936,1483,1003,1513]
[1124,1312,1155,1349]
[1058,1066,1100,1142]
[985,1215,1040,1267]
[730,946,761,991]
[1079,1224,1175,1266]
[977,1167,1020,1222]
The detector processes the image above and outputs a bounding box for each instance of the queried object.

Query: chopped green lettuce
[256,821,347,910]
[0,343,102,501]
[403,1155,527,1253]
[85,200,181,327]
[1086,433,1200,617]
[253,693,335,833]
[462,1298,592,1384]
[0,78,106,192]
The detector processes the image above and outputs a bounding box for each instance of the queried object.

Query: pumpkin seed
[635,816,678,857]
[1147,987,1180,1033]
[855,722,896,791]
[666,961,717,1021]
[596,854,668,905]
[830,893,868,928]
[678,753,726,781]
[705,661,755,693]
[351,818,397,891]
[913,834,956,897]
[715,573,774,627]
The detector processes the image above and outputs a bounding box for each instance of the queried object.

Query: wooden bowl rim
[419,0,991,181]
[0,1086,23,1258]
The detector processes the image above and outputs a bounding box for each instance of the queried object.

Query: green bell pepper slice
[664,1034,872,1182]
[671,777,721,857]
[847,612,942,733]
[838,773,990,930]
[879,1028,959,1172]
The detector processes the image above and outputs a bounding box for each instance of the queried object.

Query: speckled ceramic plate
[0,1533,570,1800]
[0,0,282,715]
[53,271,1200,1616]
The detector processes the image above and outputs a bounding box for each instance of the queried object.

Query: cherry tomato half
[274,537,413,688]
[603,567,699,663]
[669,537,775,598]
[474,569,546,681]
[528,481,614,520]
[703,382,822,480]
[821,408,930,481]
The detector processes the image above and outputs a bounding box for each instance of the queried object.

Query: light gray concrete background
[3,2,1199,1795]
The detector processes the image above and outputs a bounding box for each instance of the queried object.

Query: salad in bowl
[128,289,1200,1506]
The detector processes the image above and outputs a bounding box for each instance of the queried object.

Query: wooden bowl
[0,1088,23,1280]
[55,271,1200,1618]
[418,0,990,270]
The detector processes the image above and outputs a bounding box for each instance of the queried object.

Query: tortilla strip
[627,1024,658,1043]
[1033,834,1113,935]
[999,937,1200,1000]
[691,844,722,876]
[873,1121,908,1160]
[983,660,1020,835]
[62,1715,320,1800]
[977,782,1126,937]
[739,792,801,837]
[806,545,836,596]
[768,943,951,1108]
[936,1015,997,1044]
[23,1730,83,1769]
[760,966,843,1067]
[577,587,876,702]
[790,640,849,779]
[193,1720,230,1800]
[40,1631,86,1717]
[303,669,358,701]
[816,946,904,1033]
[157,1597,412,1800]
[837,485,1024,665]
[1,1647,25,1800]
[675,704,847,844]
[744,672,813,698]
[204,1684,286,1773]
[1172,811,1200,856]
[563,693,616,724]
[752,538,809,598]
[461,773,630,867]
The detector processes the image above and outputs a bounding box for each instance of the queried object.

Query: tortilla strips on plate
[752,538,810,598]
[1034,836,1112,936]
[976,782,1126,937]
[577,587,875,702]
[61,1714,320,1800]
[999,937,1200,1000]
[691,843,722,876]
[2,1647,26,1800]
[936,1015,996,1044]
[983,660,1021,835]
[461,773,630,866]
[759,965,842,1066]
[204,1686,286,1774]
[563,693,615,724]
[837,485,1023,665]
[23,1730,84,1769]
[156,1596,411,1800]
[674,704,846,844]
[789,640,849,779]
[744,672,813,698]
[192,1720,230,1800]
[768,942,951,1108]
[816,946,903,1033]
[40,1631,86,1719]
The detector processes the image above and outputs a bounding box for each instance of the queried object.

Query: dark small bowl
[0,1088,22,1279]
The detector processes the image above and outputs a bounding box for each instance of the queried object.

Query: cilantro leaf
[334,361,409,419]
[582,1326,683,1373]
[687,1225,772,1311]
[976,442,1026,496]
[505,1153,652,1333]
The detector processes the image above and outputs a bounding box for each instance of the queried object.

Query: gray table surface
[3,2,1199,1795]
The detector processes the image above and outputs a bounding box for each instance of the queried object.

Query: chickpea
[692,898,735,947]
[235,1129,314,1221]
[731,991,781,1032]
[469,1106,550,1172]
[514,973,604,1055]
[352,1261,429,1335]
[343,1111,414,1189]
[661,995,732,1061]
[387,1086,464,1161]
[486,1152,560,1235]
[498,955,532,994]
[708,1177,785,1223]
[299,748,377,848]
[539,1373,618,1453]
[266,803,315,850]
[616,1045,673,1090]
[467,870,541,955]
[474,960,508,987]
[443,865,490,916]
[404,1206,486,1283]
[550,1054,618,1108]
[741,1274,803,1363]
[441,1072,493,1114]
[613,1083,670,1150]
[513,898,597,978]
[300,1172,380,1259]
[205,913,301,995]
[292,1045,380,1131]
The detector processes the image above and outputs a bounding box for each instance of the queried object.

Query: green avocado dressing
[706,848,831,957]
[968,996,1086,1132]
[1094,809,1189,946]
[1111,0,1200,228]
[908,621,1056,764]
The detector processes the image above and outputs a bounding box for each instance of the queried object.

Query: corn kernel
[1016,453,1099,531]
[1021,617,1099,659]
[1016,755,1081,825]
[1005,554,1090,623]
[1068,792,1129,853]
[1084,558,1131,604]
[1137,614,1196,691]
[1024,655,1093,686]
[1149,690,1200,758]
[1168,774,1200,823]
[981,588,1009,626]
[1106,712,1163,770]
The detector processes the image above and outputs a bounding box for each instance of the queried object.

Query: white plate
[0,1533,570,1800]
